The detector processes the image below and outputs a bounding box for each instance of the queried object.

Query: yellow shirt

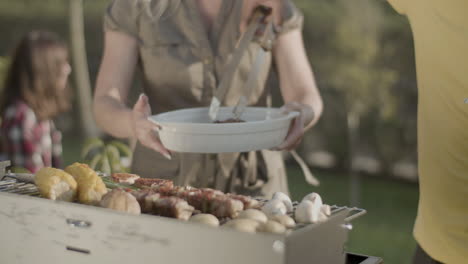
[387,0,468,263]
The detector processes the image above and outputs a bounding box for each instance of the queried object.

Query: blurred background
[0,0,418,263]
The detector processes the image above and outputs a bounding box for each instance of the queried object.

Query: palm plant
[81,138,132,174]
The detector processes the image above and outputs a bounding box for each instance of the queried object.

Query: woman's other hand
[132,94,171,160]
[273,21,323,151]
[276,102,314,151]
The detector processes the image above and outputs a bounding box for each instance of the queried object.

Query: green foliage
[0,56,9,91]
[81,138,132,175]
[294,0,417,173]
[300,0,399,117]
[0,0,418,175]
[9,166,31,174]
[0,56,9,126]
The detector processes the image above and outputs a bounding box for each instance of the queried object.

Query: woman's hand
[131,94,171,160]
[276,102,315,151]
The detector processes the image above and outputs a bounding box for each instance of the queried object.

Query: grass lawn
[63,136,418,264]
[288,165,419,264]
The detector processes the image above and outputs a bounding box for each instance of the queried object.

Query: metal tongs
[209,6,275,121]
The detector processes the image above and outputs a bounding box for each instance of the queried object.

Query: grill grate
[252,199,366,225]
[0,160,366,223]
[0,178,40,196]
[0,161,39,196]
[0,175,366,223]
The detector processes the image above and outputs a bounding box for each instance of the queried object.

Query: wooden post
[69,0,99,138]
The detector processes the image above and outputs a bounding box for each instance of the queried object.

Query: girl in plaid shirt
[0,31,72,173]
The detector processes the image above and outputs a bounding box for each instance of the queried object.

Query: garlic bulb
[302,192,323,206]
[261,199,287,216]
[272,192,293,213]
[295,193,332,224]
[100,189,141,215]
[295,199,323,224]
[321,204,331,216]
[315,204,332,222]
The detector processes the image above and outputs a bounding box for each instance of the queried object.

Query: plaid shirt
[0,100,62,173]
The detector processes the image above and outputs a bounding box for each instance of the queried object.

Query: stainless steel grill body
[0,161,365,264]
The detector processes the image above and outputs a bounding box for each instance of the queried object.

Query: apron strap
[290,150,319,186]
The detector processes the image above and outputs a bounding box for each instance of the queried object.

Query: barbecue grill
[0,161,382,264]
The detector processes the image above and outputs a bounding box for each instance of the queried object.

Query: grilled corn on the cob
[34,167,77,201]
[65,162,107,205]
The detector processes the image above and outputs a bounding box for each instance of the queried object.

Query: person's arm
[94,31,138,138]
[93,31,171,158]
[274,29,323,150]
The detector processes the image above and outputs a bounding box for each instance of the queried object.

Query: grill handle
[331,206,367,222]
[345,207,367,222]
[2,172,35,183]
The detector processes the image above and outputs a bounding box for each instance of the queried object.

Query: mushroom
[189,214,219,227]
[272,192,293,213]
[262,199,287,217]
[236,209,268,223]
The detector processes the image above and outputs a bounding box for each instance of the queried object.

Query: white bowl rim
[148,107,299,133]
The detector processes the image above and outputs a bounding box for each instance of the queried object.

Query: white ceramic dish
[148,107,299,153]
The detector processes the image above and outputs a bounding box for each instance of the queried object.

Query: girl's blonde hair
[0,30,71,121]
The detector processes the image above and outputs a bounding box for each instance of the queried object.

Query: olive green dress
[104,0,303,198]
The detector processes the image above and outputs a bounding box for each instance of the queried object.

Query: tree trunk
[347,111,361,207]
[69,0,99,138]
